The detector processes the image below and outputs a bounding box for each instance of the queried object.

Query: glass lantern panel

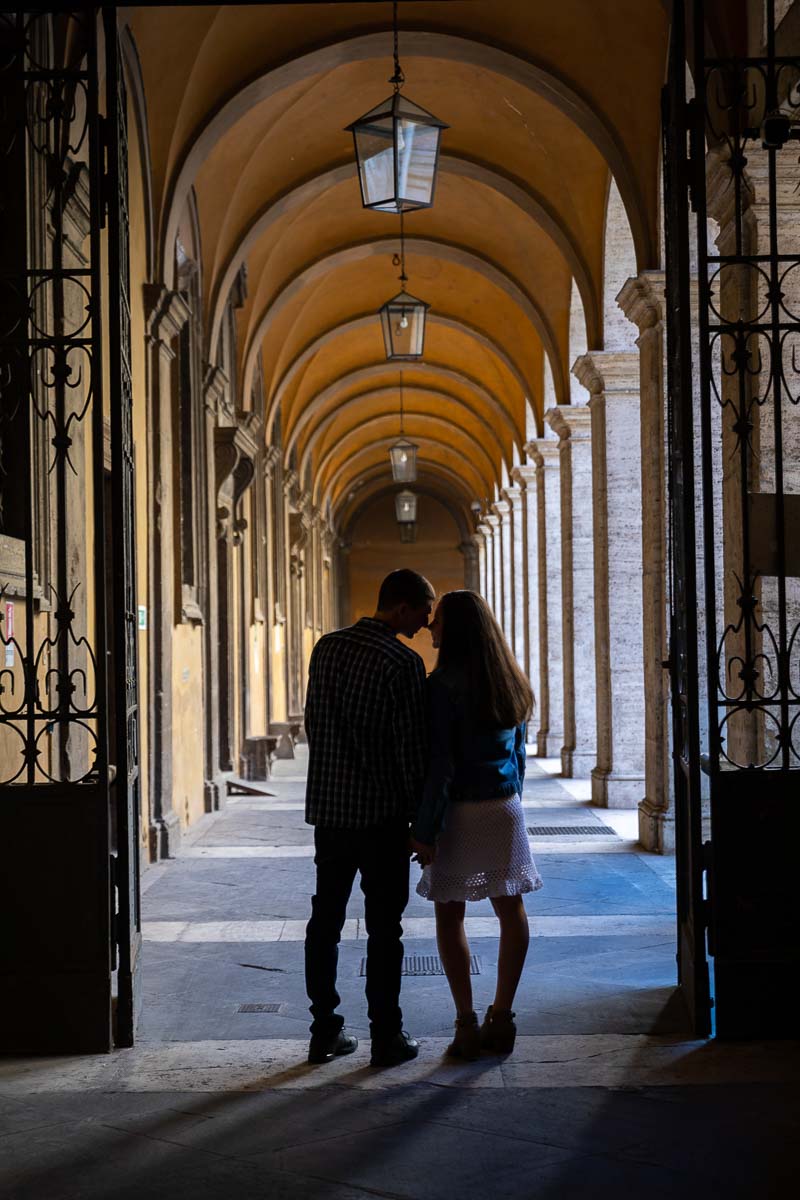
[396,120,441,209]
[399,522,417,544]
[389,440,418,483]
[395,491,418,522]
[381,292,427,360]
[353,119,396,211]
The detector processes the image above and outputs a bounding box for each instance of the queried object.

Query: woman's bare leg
[434,901,473,1014]
[490,895,529,1010]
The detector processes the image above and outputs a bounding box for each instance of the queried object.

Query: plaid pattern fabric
[304,617,428,828]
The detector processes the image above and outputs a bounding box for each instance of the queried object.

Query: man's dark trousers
[305,818,410,1039]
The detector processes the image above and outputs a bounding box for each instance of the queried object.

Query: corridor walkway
[1,757,797,1199]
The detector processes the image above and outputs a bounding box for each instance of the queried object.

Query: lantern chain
[400,369,404,434]
[389,0,405,90]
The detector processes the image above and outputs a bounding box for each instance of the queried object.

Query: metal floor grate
[527,825,618,837]
[237,1002,284,1013]
[360,954,482,978]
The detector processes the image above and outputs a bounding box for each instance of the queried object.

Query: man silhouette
[303,569,435,1067]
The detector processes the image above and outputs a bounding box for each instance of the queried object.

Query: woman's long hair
[435,590,534,728]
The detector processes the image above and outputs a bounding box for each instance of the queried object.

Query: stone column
[143,285,191,859]
[546,406,596,778]
[492,498,512,641]
[574,351,646,808]
[484,514,501,620]
[502,485,526,666]
[512,465,541,714]
[459,539,480,590]
[475,526,488,597]
[617,272,673,848]
[527,440,564,757]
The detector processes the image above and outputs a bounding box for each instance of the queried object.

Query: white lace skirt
[416,794,543,903]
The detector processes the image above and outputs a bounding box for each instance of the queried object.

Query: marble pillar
[546,406,596,778]
[617,272,673,849]
[511,465,542,717]
[477,521,493,604]
[459,538,480,591]
[574,351,646,808]
[485,513,501,621]
[493,498,513,642]
[502,485,526,667]
[527,441,564,758]
[474,527,488,597]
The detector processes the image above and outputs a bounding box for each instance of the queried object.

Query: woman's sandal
[480,1005,517,1054]
[446,1011,481,1060]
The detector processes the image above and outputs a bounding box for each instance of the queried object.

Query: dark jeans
[304,819,410,1040]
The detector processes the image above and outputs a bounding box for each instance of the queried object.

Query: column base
[204,775,227,813]
[239,736,279,781]
[148,809,182,861]
[591,768,646,809]
[637,797,675,854]
[561,748,595,779]
[536,730,563,758]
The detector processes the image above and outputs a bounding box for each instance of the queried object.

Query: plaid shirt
[304,617,428,828]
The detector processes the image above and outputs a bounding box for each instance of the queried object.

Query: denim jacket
[412,667,526,845]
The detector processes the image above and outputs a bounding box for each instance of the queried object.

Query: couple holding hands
[303,569,542,1068]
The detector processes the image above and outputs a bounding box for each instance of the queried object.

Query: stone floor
[1,751,797,1199]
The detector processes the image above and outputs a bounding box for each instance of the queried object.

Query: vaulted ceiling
[127,0,670,525]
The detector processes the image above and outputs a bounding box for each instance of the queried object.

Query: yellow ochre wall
[347,494,465,676]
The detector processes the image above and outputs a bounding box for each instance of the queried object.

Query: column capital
[144,283,191,349]
[511,463,537,488]
[483,513,500,531]
[500,483,524,509]
[526,437,561,467]
[616,271,665,333]
[573,350,640,396]
[545,404,592,442]
[491,499,511,519]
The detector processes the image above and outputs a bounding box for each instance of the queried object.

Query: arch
[334,460,478,527]
[243,236,564,407]
[160,31,653,287]
[311,412,499,499]
[207,154,599,358]
[341,480,473,545]
[268,313,534,440]
[321,441,490,511]
[281,361,523,456]
[296,385,509,478]
[120,26,155,281]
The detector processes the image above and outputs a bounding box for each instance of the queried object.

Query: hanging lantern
[395,489,417,524]
[388,371,418,480]
[345,3,447,214]
[389,437,419,482]
[379,212,428,361]
[399,521,417,544]
[380,287,428,360]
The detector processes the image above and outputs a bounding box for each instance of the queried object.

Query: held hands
[410,836,436,867]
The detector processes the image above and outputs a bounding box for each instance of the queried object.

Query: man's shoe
[308,1029,359,1064]
[369,1031,419,1068]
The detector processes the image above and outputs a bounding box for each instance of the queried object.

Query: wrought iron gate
[665,0,800,1037]
[0,9,141,1051]
[663,0,712,1037]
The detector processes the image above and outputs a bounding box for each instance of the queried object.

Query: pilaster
[617,271,673,848]
[143,284,191,859]
[512,464,541,726]
[526,440,563,758]
[574,351,645,809]
[491,499,512,641]
[484,513,501,621]
[501,485,526,668]
[545,405,596,778]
